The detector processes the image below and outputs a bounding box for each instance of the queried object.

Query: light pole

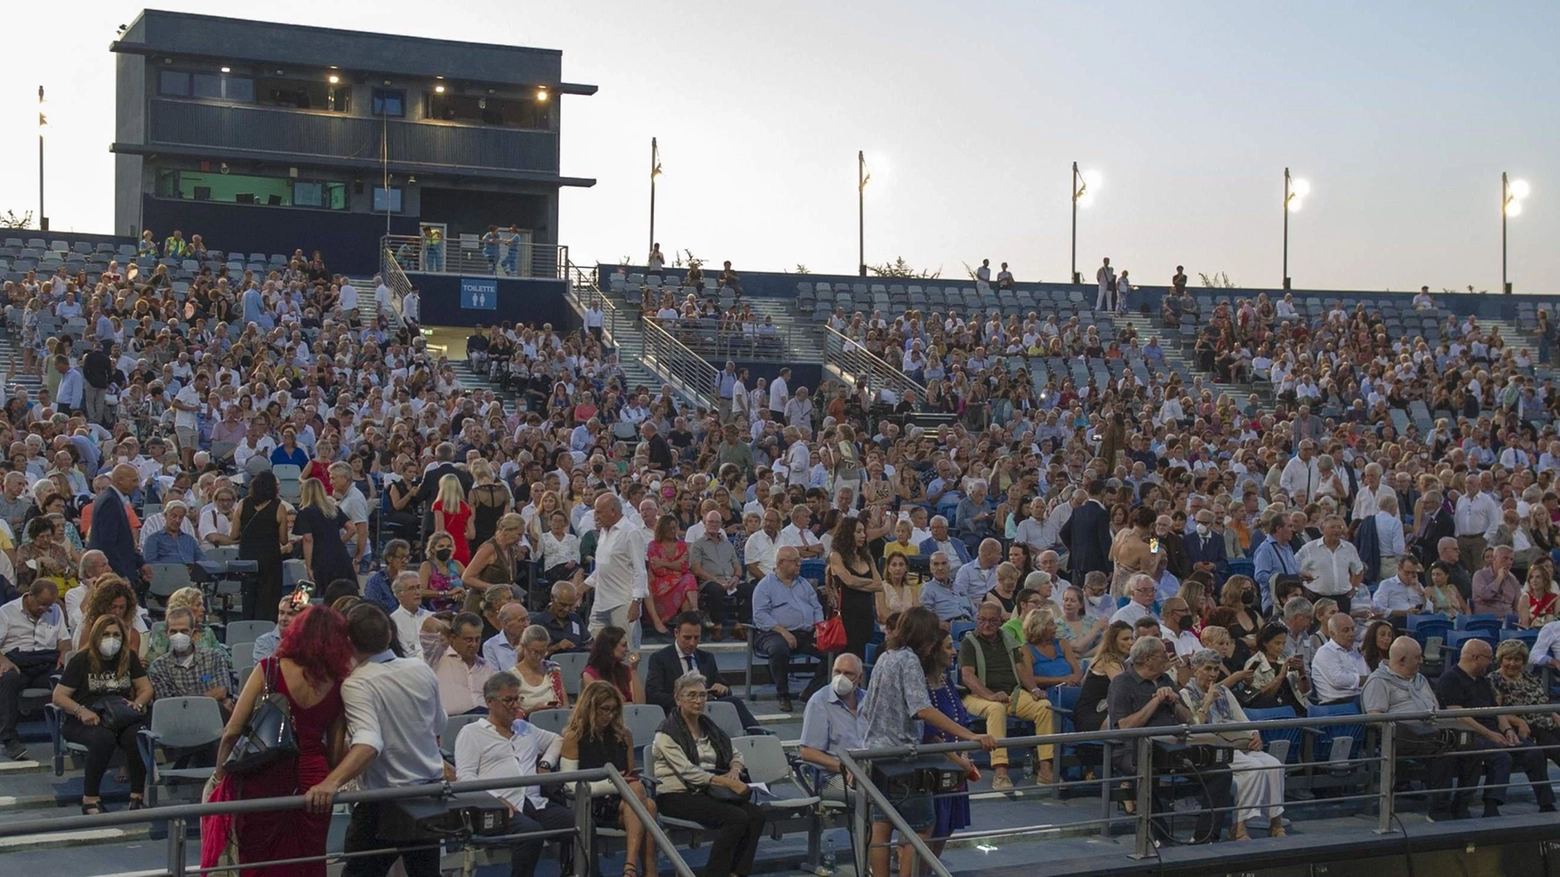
[1282,168,1309,289]
[1070,162,1099,284]
[1502,172,1529,294]
[858,150,870,277]
[38,85,47,232]
[649,138,662,260]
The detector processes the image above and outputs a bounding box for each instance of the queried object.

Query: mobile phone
[1150,538,1160,554]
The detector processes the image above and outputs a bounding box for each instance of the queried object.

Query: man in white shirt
[744,509,783,579]
[64,551,112,632]
[0,580,71,760]
[304,605,445,877]
[454,672,574,877]
[1454,472,1501,573]
[1372,555,1428,620]
[1295,515,1365,612]
[1351,463,1396,520]
[389,572,432,661]
[1310,614,1369,704]
[1278,441,1322,505]
[331,462,372,571]
[1110,574,1160,628]
[769,367,790,413]
[783,427,810,487]
[172,372,207,470]
[778,504,825,560]
[402,288,421,325]
[374,276,393,319]
[338,278,359,321]
[584,494,647,644]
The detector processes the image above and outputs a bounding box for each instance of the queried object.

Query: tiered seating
[795,280,1087,323]
[0,235,300,295]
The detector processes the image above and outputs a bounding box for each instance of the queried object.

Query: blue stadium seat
[1243,706,1301,763]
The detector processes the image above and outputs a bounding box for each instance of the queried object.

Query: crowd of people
[3,240,1560,874]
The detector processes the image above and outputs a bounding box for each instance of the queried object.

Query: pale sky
[2,1,1556,293]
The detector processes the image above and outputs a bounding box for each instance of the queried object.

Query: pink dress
[647,539,698,622]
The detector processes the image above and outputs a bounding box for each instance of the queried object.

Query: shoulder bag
[223,658,298,775]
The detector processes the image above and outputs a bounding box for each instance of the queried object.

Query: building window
[190,73,255,102]
[158,71,191,96]
[426,92,551,130]
[293,181,347,210]
[256,79,350,113]
[372,187,403,213]
[372,88,405,117]
[154,170,347,210]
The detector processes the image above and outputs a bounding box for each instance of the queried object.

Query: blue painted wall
[142,196,417,276]
[414,273,568,329]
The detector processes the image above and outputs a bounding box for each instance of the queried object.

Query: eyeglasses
[680,691,709,702]
[493,695,522,707]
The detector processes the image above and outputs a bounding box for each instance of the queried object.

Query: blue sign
[460,277,498,310]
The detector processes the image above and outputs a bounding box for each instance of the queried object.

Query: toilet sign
[460,277,497,310]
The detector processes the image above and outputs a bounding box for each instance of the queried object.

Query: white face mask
[169,632,193,654]
[831,673,855,697]
[1195,523,1211,537]
[99,636,123,658]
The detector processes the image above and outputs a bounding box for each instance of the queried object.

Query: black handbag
[223,659,297,775]
[91,696,145,734]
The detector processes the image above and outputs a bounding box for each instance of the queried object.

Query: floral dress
[426,559,464,612]
[647,539,698,622]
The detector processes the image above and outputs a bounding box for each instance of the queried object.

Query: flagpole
[648,137,658,259]
[858,150,865,277]
[38,85,47,232]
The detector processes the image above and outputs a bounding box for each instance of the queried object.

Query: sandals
[81,801,103,816]
[622,864,641,877]
[127,797,145,811]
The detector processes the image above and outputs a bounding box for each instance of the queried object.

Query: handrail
[824,324,927,402]
[378,247,411,328]
[382,234,565,280]
[564,260,620,342]
[640,317,720,412]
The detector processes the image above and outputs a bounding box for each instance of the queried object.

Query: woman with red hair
[215,605,352,876]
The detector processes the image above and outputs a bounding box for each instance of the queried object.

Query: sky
[1,1,1556,293]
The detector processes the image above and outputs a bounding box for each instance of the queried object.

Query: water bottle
[818,835,837,876]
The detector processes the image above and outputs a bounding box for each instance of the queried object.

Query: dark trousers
[0,664,56,743]
[1454,736,1556,808]
[699,580,753,628]
[1533,727,1560,771]
[509,800,575,877]
[342,801,442,877]
[756,628,828,698]
[61,717,148,797]
[1148,766,1234,842]
[657,792,766,877]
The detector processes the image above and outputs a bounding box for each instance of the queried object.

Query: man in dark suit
[414,442,473,537]
[88,464,149,587]
[1061,479,1113,581]
[1415,489,1456,569]
[645,611,759,730]
[1185,509,1229,587]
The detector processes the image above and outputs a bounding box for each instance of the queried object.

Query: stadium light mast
[1070,162,1099,284]
[37,85,47,232]
[1503,172,1529,294]
[858,150,869,277]
[1282,167,1309,290]
[649,138,662,259]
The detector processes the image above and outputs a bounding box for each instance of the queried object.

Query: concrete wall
[141,195,417,276]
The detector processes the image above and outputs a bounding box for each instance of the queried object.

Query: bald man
[86,464,150,585]
[1363,637,1464,820]
[1435,638,1556,817]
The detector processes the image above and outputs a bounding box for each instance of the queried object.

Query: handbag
[223,659,297,775]
[813,616,846,653]
[92,696,145,734]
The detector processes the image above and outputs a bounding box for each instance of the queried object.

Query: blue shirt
[241,288,265,326]
[798,684,869,766]
[270,445,309,467]
[482,633,518,671]
[1251,537,1294,613]
[363,570,398,614]
[953,561,997,601]
[144,529,206,564]
[251,628,282,661]
[919,578,974,622]
[752,573,824,632]
[1153,570,1181,603]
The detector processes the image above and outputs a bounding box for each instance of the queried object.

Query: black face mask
[1177,614,1194,631]
[435,548,453,562]
[1241,590,1256,607]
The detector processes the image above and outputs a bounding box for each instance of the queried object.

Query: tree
[869,257,941,279]
[0,210,32,230]
[793,264,811,274]
[673,249,700,269]
[1198,271,1235,289]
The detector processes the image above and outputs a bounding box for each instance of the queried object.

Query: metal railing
[377,247,411,325]
[382,234,566,279]
[646,316,796,361]
[565,261,621,341]
[824,325,927,403]
[0,766,691,877]
[640,317,720,412]
[839,702,1560,877]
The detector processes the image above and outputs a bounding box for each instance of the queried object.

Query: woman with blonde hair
[144,587,221,661]
[418,531,467,612]
[462,511,527,613]
[1520,562,1559,628]
[562,682,658,877]
[1014,607,1076,784]
[432,473,475,565]
[297,477,355,588]
[467,458,513,549]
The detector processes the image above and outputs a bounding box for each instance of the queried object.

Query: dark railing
[148,100,559,173]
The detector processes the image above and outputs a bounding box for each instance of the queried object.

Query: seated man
[960,601,1053,790]
[482,603,531,672]
[434,612,497,716]
[454,672,576,877]
[917,552,975,628]
[1107,636,1235,841]
[1310,613,1369,704]
[689,510,749,641]
[0,580,70,760]
[751,547,828,712]
[1435,638,1556,818]
[799,652,868,802]
[146,606,235,766]
[143,500,206,565]
[538,582,591,655]
[1363,637,1465,820]
[644,611,759,730]
[251,592,302,662]
[918,515,972,571]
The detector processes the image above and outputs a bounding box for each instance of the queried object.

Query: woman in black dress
[560,682,658,877]
[297,477,356,588]
[232,469,290,622]
[827,516,883,661]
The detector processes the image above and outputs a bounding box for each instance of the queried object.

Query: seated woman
[52,615,152,814]
[562,682,659,877]
[652,674,767,877]
[1490,639,1560,771]
[1181,649,1286,840]
[1241,622,1310,714]
[514,625,569,715]
[582,626,645,705]
[1014,607,1077,783]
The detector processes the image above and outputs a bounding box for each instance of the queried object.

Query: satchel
[813,616,846,653]
[92,696,146,734]
[223,659,297,775]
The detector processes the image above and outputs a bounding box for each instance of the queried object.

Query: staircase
[745,297,827,363]
[564,277,710,408]
[1114,311,1268,410]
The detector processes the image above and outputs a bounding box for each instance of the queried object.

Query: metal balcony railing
[639,318,719,411]
[824,325,927,402]
[646,316,795,362]
[383,234,565,279]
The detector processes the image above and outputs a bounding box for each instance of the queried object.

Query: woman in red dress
[645,514,699,634]
[215,605,351,877]
[1521,565,1560,629]
[432,473,475,565]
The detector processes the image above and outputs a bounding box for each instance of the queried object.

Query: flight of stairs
[744,297,827,362]
[565,282,704,406]
[1115,311,1271,412]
